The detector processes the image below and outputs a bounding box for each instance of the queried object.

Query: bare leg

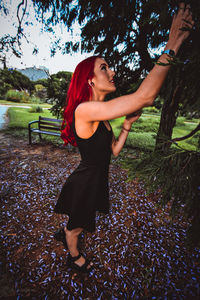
[64,227,93,268]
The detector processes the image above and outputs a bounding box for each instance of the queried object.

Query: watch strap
[162,49,175,57]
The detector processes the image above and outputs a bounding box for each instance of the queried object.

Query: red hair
[61,56,100,146]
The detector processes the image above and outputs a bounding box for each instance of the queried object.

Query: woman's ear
[88,80,94,87]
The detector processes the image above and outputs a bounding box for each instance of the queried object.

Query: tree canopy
[46,71,72,117]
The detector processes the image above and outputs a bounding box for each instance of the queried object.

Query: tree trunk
[0,56,7,69]
[155,83,182,153]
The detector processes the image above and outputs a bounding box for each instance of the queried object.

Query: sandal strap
[72,258,92,272]
[82,259,90,269]
[70,253,82,262]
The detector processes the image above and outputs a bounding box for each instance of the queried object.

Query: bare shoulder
[75,101,104,120]
[76,101,103,111]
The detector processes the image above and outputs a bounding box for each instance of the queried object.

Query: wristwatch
[162,49,175,57]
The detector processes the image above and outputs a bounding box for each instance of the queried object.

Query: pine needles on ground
[122,149,200,246]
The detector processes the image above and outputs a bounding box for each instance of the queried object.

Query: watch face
[169,50,175,56]
[164,49,175,56]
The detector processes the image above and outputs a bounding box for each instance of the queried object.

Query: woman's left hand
[124,110,142,128]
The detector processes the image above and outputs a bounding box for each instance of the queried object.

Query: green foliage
[126,132,156,151]
[33,84,47,101]
[46,71,72,118]
[142,106,160,114]
[30,96,41,104]
[5,89,30,103]
[122,149,200,245]
[0,69,34,98]
[33,78,48,87]
[0,82,12,99]
[29,105,43,113]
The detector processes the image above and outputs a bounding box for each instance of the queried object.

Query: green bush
[143,106,160,114]
[29,105,44,113]
[0,83,12,99]
[30,96,41,104]
[34,84,47,101]
[6,89,30,103]
[126,132,156,150]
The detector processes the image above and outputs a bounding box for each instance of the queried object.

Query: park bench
[28,116,63,144]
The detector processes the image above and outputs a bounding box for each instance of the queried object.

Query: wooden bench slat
[39,117,62,123]
[28,116,63,144]
[39,121,62,127]
[39,125,61,131]
[31,129,61,136]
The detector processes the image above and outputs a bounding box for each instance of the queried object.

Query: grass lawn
[2,107,199,151]
[7,107,55,128]
[0,99,51,108]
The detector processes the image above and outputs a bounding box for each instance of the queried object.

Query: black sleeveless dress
[54,113,113,232]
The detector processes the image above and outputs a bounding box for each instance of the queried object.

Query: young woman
[54,3,193,273]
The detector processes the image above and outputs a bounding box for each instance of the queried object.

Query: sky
[0,0,92,74]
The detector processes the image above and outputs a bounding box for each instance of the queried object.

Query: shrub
[6,89,30,103]
[126,132,156,150]
[29,105,43,113]
[30,96,41,104]
[34,84,47,101]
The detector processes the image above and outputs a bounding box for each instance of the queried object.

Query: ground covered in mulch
[0,133,200,299]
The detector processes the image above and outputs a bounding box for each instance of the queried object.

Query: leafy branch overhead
[31,1,200,110]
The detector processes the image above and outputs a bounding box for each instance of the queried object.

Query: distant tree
[0,69,34,98]
[34,84,47,101]
[34,78,48,87]
[46,71,72,118]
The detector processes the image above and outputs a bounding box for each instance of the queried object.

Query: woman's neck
[90,90,106,102]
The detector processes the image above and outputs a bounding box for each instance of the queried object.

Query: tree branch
[172,122,200,142]
[17,0,28,44]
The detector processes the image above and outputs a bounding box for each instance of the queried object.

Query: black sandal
[67,253,93,273]
[54,228,84,250]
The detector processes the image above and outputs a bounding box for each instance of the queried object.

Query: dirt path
[0,133,199,299]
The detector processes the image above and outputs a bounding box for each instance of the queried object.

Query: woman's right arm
[77,3,194,122]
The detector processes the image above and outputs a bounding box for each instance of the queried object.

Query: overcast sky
[0,0,92,74]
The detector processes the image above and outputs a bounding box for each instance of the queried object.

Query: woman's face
[91,58,116,95]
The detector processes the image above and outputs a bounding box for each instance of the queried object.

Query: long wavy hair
[61,56,100,146]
